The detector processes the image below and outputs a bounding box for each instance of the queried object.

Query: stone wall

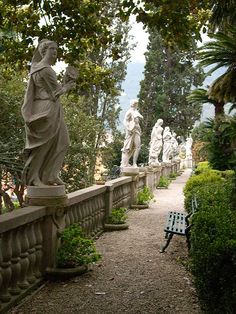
[0,161,180,313]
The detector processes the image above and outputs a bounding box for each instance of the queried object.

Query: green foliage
[102,131,124,175]
[191,208,236,313]
[184,165,236,311]
[138,31,205,148]
[198,27,236,104]
[193,161,211,175]
[122,0,211,49]
[108,207,127,224]
[186,174,236,312]
[136,186,154,205]
[187,87,224,117]
[57,224,101,268]
[168,172,177,179]
[184,169,228,212]
[157,176,170,188]
[205,117,236,171]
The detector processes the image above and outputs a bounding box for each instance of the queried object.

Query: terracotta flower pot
[104,223,129,231]
[130,204,149,209]
[45,264,88,281]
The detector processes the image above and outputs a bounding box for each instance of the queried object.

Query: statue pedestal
[120,167,139,176]
[25,185,68,207]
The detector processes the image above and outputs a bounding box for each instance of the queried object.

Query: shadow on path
[11,169,202,314]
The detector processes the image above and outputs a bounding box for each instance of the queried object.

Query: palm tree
[187,88,224,117]
[209,1,236,32]
[198,27,236,104]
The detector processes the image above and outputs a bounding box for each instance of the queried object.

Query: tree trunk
[215,102,225,117]
[0,189,15,212]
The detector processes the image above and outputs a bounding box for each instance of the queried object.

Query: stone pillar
[120,167,139,206]
[145,166,154,191]
[104,183,114,222]
[139,167,148,187]
[153,165,162,188]
[166,163,172,177]
[25,186,67,270]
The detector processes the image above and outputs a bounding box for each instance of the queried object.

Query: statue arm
[41,67,74,100]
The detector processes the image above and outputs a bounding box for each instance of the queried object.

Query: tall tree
[138,31,204,152]
[0,1,133,192]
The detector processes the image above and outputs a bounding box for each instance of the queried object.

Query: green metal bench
[160,196,197,253]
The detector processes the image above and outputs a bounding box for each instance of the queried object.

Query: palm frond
[208,69,236,103]
[210,1,236,32]
[198,27,236,73]
[187,88,217,106]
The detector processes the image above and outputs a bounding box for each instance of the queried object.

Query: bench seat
[160,196,198,253]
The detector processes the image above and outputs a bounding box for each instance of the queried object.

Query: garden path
[11,169,202,314]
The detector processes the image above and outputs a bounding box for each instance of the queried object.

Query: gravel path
[11,169,202,314]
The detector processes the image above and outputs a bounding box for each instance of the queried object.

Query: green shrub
[137,186,154,205]
[168,172,177,179]
[184,169,234,213]
[184,167,236,312]
[108,207,127,224]
[57,224,101,268]
[190,208,236,313]
[157,176,170,188]
[194,161,211,175]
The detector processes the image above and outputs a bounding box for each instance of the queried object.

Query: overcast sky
[129,16,149,63]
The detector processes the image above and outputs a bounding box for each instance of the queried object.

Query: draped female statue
[162,126,172,163]
[22,39,76,186]
[120,99,143,168]
[148,119,163,166]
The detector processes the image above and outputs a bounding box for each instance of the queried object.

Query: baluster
[99,196,105,231]
[77,203,83,228]
[97,196,102,233]
[34,220,43,278]
[87,200,93,237]
[0,233,12,302]
[68,209,74,226]
[71,206,76,225]
[26,224,36,284]
[90,199,95,236]
[65,208,70,227]
[86,199,94,236]
[73,205,79,224]
[80,203,86,232]
[18,226,30,289]
[9,229,21,295]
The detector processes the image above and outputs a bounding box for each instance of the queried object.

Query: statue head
[38,39,57,57]
[130,99,138,109]
[156,118,163,127]
[31,39,57,64]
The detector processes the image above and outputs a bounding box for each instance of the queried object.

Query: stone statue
[120,99,143,168]
[185,136,193,158]
[162,126,172,163]
[148,119,163,166]
[21,39,77,186]
[170,131,179,160]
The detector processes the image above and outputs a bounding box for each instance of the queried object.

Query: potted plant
[104,207,129,231]
[131,186,154,209]
[157,175,170,189]
[46,223,101,280]
[168,172,177,180]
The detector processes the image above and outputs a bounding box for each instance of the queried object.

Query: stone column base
[25,185,68,207]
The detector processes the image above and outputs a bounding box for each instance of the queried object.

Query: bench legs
[160,233,173,253]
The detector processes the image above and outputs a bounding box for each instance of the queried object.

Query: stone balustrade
[0,161,180,313]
